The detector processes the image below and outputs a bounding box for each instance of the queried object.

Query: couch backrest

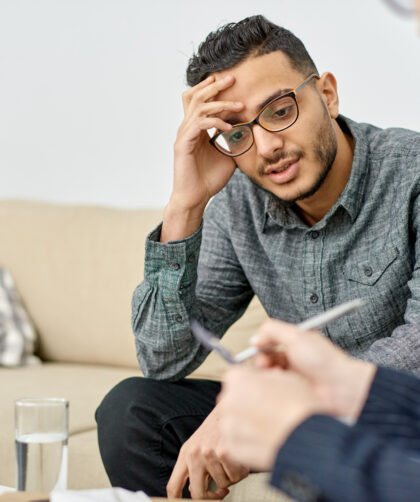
[0,200,267,376]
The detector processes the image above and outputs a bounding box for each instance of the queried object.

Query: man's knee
[97,377,139,420]
[95,376,221,450]
[95,377,220,491]
[95,377,161,435]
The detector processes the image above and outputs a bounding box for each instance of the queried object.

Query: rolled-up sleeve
[132,195,254,380]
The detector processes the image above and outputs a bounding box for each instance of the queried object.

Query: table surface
[0,493,201,502]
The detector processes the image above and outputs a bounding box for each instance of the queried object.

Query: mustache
[257,149,305,176]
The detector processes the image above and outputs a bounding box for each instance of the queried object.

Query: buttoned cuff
[144,222,202,294]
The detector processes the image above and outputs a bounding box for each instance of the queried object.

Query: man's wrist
[332,359,376,420]
[161,199,207,243]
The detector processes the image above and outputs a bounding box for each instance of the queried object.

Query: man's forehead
[213,51,301,115]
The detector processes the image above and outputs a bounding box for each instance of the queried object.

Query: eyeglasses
[209,73,319,158]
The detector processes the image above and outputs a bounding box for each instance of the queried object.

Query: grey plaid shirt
[133,116,420,381]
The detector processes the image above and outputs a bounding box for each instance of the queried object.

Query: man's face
[214,51,339,204]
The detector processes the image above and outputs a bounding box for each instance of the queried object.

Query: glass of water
[14,398,69,492]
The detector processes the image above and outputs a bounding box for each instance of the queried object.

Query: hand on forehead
[212,52,303,119]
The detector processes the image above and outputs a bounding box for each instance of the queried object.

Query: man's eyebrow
[257,88,292,111]
[224,87,293,125]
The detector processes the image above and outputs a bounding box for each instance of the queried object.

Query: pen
[233,298,364,363]
[190,299,363,365]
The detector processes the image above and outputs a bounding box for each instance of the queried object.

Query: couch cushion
[0,200,267,374]
[0,363,141,488]
[226,473,293,502]
[0,200,163,368]
[68,429,111,490]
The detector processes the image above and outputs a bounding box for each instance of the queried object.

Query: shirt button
[310,294,319,304]
[175,314,183,323]
[187,254,196,263]
[311,231,319,239]
[170,263,180,270]
[364,266,373,277]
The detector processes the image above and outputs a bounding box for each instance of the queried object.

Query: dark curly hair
[186,15,318,87]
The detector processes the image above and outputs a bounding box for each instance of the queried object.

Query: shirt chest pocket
[341,245,408,351]
[345,245,399,286]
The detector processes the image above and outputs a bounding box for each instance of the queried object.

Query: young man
[96,15,420,499]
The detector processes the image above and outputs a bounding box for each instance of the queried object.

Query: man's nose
[252,125,285,158]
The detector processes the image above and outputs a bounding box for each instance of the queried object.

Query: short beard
[293,114,337,203]
[248,104,338,205]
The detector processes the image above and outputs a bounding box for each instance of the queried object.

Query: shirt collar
[262,115,369,231]
[334,115,369,223]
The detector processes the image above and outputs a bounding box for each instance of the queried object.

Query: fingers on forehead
[182,75,214,102]
[187,76,235,105]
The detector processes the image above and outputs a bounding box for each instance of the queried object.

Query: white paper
[51,487,151,502]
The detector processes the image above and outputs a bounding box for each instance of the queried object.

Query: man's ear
[316,72,339,119]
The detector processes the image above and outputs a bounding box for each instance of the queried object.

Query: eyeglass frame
[209,72,320,157]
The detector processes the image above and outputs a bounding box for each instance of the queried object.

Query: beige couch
[0,200,290,501]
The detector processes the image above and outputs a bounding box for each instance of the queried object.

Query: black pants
[95,377,221,497]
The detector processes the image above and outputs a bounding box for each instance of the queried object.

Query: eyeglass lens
[213,95,297,156]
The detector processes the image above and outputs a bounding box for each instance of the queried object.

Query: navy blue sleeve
[357,366,420,445]
[271,414,420,502]
[269,368,420,502]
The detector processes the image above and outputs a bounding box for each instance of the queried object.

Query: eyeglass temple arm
[295,73,320,93]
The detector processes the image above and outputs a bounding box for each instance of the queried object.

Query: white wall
[1,0,419,208]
